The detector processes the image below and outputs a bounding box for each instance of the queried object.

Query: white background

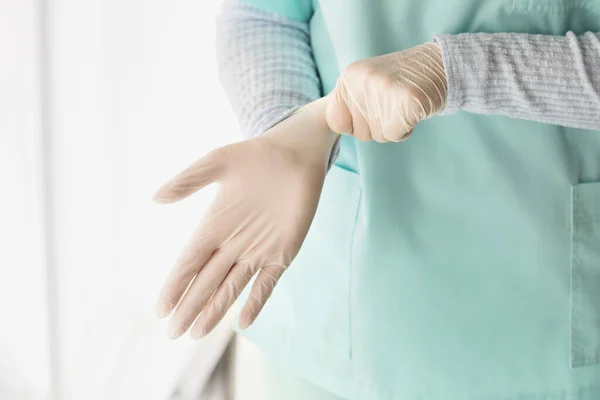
[0,0,263,398]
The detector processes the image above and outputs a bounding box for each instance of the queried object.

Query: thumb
[325,80,354,135]
[153,148,226,204]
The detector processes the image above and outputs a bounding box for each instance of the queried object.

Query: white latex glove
[326,42,447,143]
[154,97,337,340]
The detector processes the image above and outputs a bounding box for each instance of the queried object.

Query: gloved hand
[326,42,447,143]
[154,97,337,340]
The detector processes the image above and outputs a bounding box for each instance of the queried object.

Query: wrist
[264,97,339,168]
[432,35,462,115]
[421,41,448,114]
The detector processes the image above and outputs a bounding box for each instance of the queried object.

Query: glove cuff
[433,35,465,116]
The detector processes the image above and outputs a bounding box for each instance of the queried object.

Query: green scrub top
[236,0,600,398]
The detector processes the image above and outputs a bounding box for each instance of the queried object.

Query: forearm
[216,1,321,138]
[435,31,600,130]
[265,97,340,168]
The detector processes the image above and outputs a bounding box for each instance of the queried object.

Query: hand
[326,42,447,143]
[154,97,337,340]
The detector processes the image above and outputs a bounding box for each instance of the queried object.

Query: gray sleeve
[216,1,321,138]
[434,32,600,130]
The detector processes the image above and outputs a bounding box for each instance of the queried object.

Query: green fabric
[263,356,344,400]
[237,0,600,398]
[236,0,313,22]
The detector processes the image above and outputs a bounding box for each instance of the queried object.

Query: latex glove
[326,42,447,143]
[154,97,337,340]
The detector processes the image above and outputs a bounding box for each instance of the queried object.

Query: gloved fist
[154,98,336,340]
[326,42,447,143]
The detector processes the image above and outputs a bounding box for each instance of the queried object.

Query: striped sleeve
[435,32,600,130]
[216,0,321,138]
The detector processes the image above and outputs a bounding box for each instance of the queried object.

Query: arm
[216,0,320,138]
[435,32,600,130]
[153,2,339,339]
[325,32,600,142]
[217,0,340,163]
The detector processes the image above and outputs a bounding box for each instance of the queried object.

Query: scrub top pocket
[239,164,362,362]
[513,0,600,14]
[571,182,600,368]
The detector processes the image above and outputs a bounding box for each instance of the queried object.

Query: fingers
[238,264,285,330]
[326,79,353,135]
[153,148,226,204]
[326,74,374,142]
[328,56,433,143]
[190,261,255,339]
[167,247,238,340]
[382,111,414,142]
[156,219,221,319]
[365,88,388,143]
[347,98,373,142]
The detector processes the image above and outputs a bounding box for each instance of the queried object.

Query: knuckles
[355,132,373,142]
[383,128,410,143]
